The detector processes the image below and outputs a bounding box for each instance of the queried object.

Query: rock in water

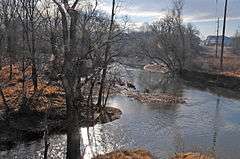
[127,82,136,89]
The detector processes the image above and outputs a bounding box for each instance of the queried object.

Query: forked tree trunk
[56,4,81,158]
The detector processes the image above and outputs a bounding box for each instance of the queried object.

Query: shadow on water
[1,68,240,159]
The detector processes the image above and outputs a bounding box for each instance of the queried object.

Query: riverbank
[0,106,122,151]
[181,69,240,92]
[93,149,214,159]
[143,64,240,93]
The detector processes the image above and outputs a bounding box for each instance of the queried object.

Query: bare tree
[52,0,85,158]
[17,0,41,92]
[97,0,116,109]
[138,0,200,73]
[0,0,18,80]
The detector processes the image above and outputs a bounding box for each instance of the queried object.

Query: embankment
[181,69,240,92]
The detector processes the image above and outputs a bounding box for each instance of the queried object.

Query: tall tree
[52,0,83,158]
[18,0,41,92]
[0,0,17,80]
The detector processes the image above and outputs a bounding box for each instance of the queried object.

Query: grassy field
[192,46,240,77]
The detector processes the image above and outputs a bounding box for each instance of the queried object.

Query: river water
[1,68,240,159]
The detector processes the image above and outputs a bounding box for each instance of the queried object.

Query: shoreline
[143,64,240,92]
[0,106,122,151]
[93,149,214,159]
[181,69,240,92]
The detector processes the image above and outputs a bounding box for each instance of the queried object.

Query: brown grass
[93,149,153,159]
[193,46,240,78]
[172,152,214,159]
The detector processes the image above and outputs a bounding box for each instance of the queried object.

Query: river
[1,68,240,159]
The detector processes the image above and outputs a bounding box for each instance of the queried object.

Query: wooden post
[215,18,220,58]
[220,0,228,71]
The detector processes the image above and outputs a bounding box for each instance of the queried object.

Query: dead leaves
[0,64,64,111]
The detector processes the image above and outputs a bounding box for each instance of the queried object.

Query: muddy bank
[181,69,240,92]
[0,106,122,151]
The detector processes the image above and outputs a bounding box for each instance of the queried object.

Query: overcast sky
[99,0,240,38]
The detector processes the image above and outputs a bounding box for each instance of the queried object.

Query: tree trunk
[7,29,13,80]
[44,112,49,159]
[31,23,38,92]
[97,67,107,107]
[0,87,10,116]
[53,1,82,158]
[20,57,29,112]
[31,61,38,92]
[66,94,80,159]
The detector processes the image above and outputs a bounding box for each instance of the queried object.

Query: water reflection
[212,98,221,155]
[126,69,183,95]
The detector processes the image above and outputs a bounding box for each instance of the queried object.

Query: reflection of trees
[212,98,221,156]
[136,70,183,96]
[184,81,240,101]
[123,68,184,97]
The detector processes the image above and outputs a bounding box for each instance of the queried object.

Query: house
[205,35,232,46]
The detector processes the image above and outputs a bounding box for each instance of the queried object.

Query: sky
[99,0,240,39]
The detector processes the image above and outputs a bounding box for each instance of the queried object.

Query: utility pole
[215,18,220,58]
[220,0,228,71]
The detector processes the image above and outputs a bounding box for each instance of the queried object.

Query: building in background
[205,35,232,46]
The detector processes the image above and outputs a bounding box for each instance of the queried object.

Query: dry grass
[93,149,153,159]
[195,46,240,77]
[172,152,214,159]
